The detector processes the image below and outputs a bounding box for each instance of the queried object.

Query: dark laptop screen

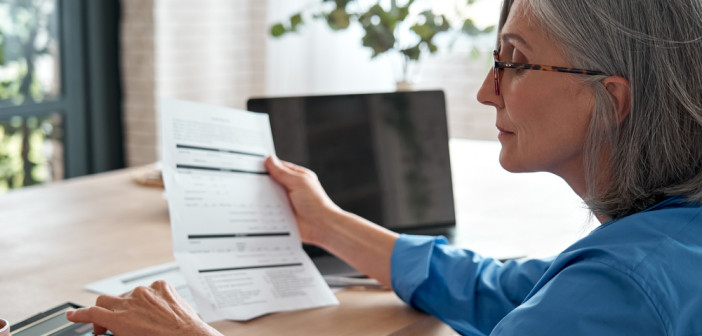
[247,90,455,232]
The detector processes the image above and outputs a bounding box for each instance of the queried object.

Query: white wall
[119,0,501,166]
[265,0,501,139]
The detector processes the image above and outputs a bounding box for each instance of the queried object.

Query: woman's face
[477,0,595,182]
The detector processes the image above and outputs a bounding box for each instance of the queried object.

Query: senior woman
[68,0,702,334]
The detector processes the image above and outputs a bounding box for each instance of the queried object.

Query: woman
[67,0,702,334]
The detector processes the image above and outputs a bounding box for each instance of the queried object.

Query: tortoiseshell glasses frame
[492,50,606,95]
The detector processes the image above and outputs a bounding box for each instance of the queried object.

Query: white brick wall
[120,0,268,166]
[155,0,267,108]
[121,0,157,166]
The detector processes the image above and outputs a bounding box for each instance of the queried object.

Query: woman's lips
[497,125,515,139]
[497,125,514,134]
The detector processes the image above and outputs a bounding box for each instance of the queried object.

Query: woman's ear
[603,76,631,123]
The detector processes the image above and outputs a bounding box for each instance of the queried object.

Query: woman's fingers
[281,160,311,174]
[67,281,221,336]
[96,294,123,308]
[265,156,296,187]
[65,306,112,335]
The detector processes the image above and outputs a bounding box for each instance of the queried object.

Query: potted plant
[270,0,494,90]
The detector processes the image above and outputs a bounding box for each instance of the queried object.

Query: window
[0,0,123,192]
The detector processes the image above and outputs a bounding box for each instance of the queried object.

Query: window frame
[0,0,124,179]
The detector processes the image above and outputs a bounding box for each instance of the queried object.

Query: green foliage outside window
[0,115,60,192]
[0,0,59,105]
[0,0,62,192]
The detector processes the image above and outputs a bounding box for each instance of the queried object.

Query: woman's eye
[510,49,528,74]
[511,49,527,63]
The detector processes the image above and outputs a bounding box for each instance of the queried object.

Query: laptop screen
[247,90,455,232]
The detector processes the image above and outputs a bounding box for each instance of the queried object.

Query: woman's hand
[66,280,221,336]
[265,156,398,286]
[264,156,343,245]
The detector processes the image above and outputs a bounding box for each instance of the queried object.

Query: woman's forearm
[264,157,399,288]
[313,209,399,288]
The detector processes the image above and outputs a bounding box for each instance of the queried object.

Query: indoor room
[3,0,701,335]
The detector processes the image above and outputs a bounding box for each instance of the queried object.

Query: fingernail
[66,310,74,318]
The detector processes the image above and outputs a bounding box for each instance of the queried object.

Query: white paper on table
[85,262,196,309]
[159,98,338,322]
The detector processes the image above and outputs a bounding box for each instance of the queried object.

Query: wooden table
[0,167,456,335]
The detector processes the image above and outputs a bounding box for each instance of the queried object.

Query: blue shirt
[391,197,702,335]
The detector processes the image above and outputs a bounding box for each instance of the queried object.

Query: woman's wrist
[310,209,398,286]
[306,205,348,248]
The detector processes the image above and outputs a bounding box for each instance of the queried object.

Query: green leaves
[291,13,303,29]
[270,23,286,37]
[331,0,352,9]
[402,10,450,60]
[271,0,494,62]
[412,11,450,40]
[401,45,420,60]
[358,5,396,57]
[270,13,304,37]
[462,18,494,35]
[356,0,415,58]
[327,8,350,30]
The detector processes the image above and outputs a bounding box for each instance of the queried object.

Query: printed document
[160,99,338,322]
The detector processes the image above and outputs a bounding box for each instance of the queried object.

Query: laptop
[247,90,456,276]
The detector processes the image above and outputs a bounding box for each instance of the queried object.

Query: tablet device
[11,302,112,336]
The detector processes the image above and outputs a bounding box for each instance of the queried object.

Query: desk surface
[1,139,595,334]
[0,166,456,335]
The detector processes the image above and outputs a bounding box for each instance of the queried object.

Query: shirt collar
[598,195,691,228]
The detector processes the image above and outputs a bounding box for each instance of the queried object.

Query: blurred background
[0,0,500,193]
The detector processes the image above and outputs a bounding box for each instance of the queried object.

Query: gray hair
[498,0,702,220]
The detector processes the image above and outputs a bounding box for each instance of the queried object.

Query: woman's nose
[476,69,502,109]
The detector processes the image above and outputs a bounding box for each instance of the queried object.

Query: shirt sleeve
[491,260,667,336]
[391,234,553,336]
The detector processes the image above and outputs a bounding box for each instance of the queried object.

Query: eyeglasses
[492,50,606,95]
